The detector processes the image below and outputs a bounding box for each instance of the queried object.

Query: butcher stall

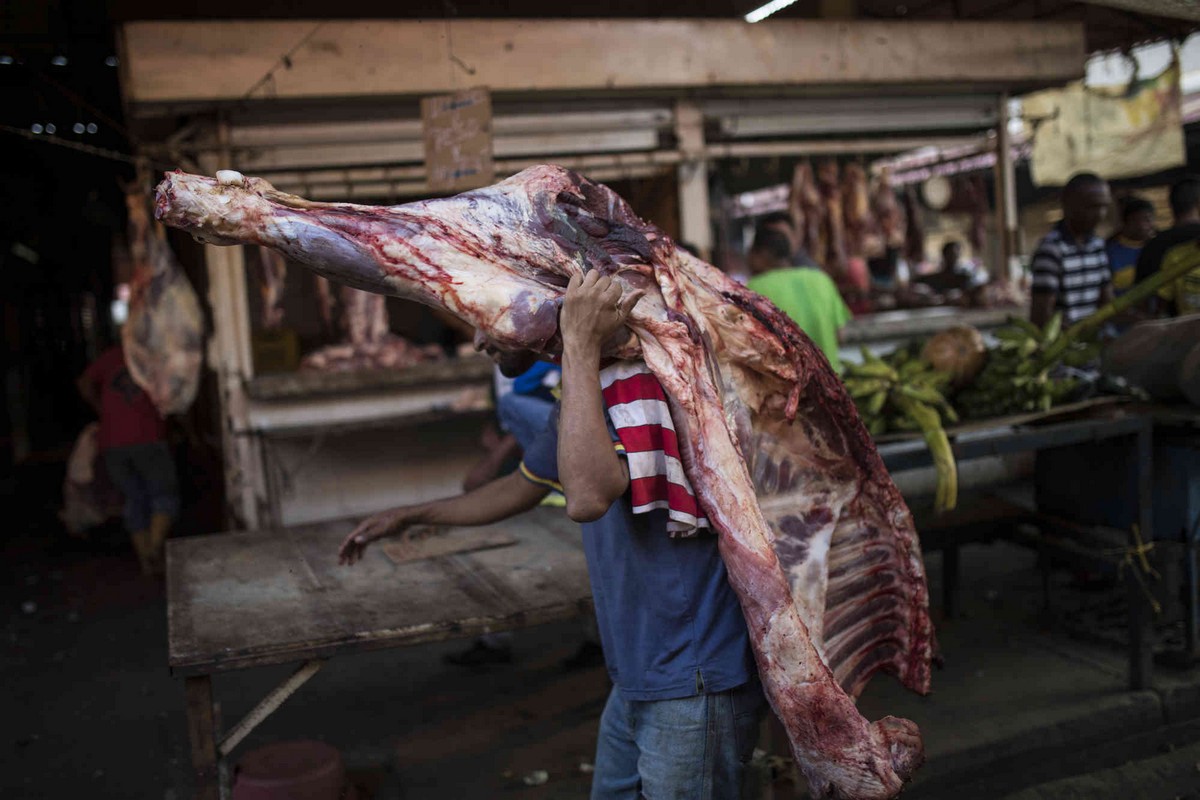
[118,17,1086,533]
[112,14,1200,800]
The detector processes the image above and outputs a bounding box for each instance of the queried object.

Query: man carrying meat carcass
[339,270,766,798]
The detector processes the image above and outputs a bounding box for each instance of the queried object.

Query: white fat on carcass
[216,170,246,187]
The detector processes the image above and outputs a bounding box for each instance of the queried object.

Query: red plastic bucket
[231,740,347,800]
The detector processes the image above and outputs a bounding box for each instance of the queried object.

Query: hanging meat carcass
[300,284,445,372]
[902,187,926,268]
[962,174,989,256]
[841,162,873,260]
[120,180,204,416]
[790,161,823,265]
[156,166,933,799]
[871,168,907,254]
[257,246,288,330]
[816,159,848,278]
[313,274,336,334]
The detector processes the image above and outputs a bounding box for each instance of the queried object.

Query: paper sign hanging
[1025,61,1185,187]
[421,88,495,193]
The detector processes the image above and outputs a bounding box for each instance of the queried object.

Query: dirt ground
[7,495,1200,799]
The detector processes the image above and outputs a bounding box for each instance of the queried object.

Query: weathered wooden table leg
[185,675,220,800]
[1129,422,1155,691]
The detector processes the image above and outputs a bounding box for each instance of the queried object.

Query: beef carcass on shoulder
[156,166,933,799]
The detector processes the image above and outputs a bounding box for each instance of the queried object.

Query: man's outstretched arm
[338,470,547,565]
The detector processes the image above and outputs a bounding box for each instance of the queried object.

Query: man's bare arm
[1030,292,1056,328]
[338,471,547,564]
[557,272,644,522]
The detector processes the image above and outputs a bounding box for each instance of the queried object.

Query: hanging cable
[0,124,175,171]
[241,23,326,100]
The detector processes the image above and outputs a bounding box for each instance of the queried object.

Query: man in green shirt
[746,226,852,371]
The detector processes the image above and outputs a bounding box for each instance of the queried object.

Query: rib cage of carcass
[155,165,934,799]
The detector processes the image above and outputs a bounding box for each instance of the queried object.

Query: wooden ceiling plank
[120,19,1086,108]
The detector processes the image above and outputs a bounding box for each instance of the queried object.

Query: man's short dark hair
[758,211,793,229]
[1119,195,1155,220]
[941,240,961,257]
[1169,176,1200,217]
[1063,172,1104,198]
[750,227,793,262]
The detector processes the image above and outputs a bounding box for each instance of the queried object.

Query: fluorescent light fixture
[744,0,800,23]
[51,55,67,66]
[0,56,13,65]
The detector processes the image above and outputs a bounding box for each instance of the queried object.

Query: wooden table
[167,507,590,800]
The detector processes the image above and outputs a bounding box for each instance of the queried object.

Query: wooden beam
[1079,0,1200,22]
[675,101,713,258]
[232,129,658,172]
[120,19,1086,107]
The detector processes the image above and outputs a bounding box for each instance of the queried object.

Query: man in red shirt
[77,343,179,573]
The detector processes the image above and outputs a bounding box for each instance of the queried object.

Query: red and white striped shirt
[599,361,709,536]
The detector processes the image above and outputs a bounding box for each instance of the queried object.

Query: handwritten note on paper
[421,88,495,193]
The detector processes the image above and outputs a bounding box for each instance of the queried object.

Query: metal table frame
[878,411,1156,690]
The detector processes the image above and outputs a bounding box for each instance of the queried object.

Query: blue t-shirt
[1106,237,1143,296]
[519,404,757,701]
[511,361,561,402]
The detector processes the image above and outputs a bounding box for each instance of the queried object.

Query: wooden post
[994,93,1018,282]
[198,123,266,530]
[185,675,219,800]
[675,100,712,260]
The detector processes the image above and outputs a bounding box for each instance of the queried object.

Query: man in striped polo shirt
[339,270,764,799]
[1030,173,1115,328]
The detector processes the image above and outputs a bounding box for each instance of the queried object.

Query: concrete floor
[6,509,1200,799]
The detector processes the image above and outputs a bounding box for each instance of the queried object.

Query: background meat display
[300,285,445,372]
[119,179,204,417]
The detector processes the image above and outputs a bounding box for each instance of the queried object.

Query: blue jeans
[102,441,180,532]
[591,682,767,800]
